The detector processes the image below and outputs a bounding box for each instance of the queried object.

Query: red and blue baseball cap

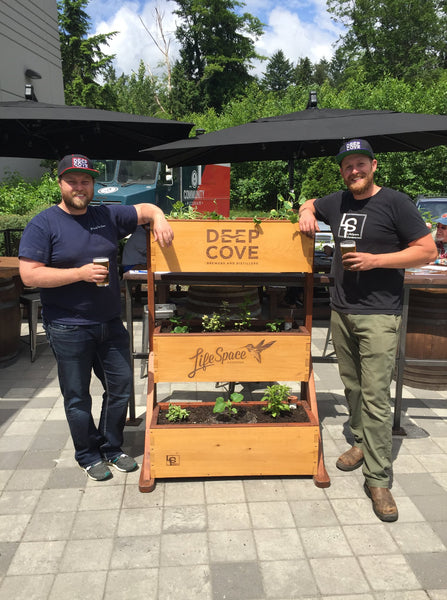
[336,139,375,164]
[435,213,447,226]
[57,154,99,178]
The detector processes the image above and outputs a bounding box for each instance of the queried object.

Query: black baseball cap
[57,154,99,178]
[336,139,375,164]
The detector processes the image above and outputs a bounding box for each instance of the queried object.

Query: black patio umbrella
[0,100,193,160]
[143,107,447,167]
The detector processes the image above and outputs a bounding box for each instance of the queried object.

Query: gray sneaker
[82,461,112,481]
[107,454,138,472]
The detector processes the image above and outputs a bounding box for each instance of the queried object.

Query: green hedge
[0,171,59,216]
[0,171,59,256]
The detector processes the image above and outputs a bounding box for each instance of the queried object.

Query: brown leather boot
[364,482,398,522]
[336,446,364,471]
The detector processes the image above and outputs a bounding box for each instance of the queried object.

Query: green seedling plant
[170,314,190,333]
[265,318,284,332]
[262,384,292,418]
[202,201,225,220]
[213,392,244,417]
[166,403,190,422]
[234,296,253,331]
[168,200,201,220]
[202,300,230,332]
[202,312,226,331]
[268,192,299,223]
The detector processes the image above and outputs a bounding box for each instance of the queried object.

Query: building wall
[0,0,64,178]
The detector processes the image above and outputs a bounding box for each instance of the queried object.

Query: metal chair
[141,304,176,377]
[19,291,42,362]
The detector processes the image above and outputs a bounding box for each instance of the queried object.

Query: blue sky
[87,0,343,77]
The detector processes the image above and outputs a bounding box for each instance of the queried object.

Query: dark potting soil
[157,403,310,425]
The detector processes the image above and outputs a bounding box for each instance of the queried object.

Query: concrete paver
[0,319,446,599]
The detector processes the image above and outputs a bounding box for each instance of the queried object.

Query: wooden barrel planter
[403,288,447,390]
[0,276,22,364]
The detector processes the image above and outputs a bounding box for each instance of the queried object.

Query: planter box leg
[139,353,156,492]
[139,467,155,493]
[304,366,331,488]
[313,440,330,488]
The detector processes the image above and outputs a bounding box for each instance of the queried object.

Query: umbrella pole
[288,159,294,193]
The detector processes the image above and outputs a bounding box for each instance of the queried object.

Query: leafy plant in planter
[262,384,292,418]
[170,314,190,333]
[166,403,190,422]
[213,392,244,417]
[202,300,230,332]
[265,318,284,332]
[234,296,253,331]
[168,200,226,221]
[253,191,300,225]
[168,200,201,220]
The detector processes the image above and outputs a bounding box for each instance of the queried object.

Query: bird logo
[243,339,276,363]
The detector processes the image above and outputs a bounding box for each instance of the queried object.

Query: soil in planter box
[157,403,310,425]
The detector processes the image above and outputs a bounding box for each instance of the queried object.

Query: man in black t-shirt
[299,139,436,522]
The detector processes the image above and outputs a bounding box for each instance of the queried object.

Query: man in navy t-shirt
[299,140,436,522]
[19,154,173,481]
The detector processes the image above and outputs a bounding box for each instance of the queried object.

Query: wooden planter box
[146,401,319,480]
[139,355,330,492]
[153,326,311,382]
[151,219,314,273]
[138,220,330,492]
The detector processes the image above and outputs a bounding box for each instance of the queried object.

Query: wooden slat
[153,331,311,382]
[150,424,319,478]
[151,220,314,273]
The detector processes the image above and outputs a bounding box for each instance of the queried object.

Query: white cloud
[257,7,338,64]
[94,1,181,76]
[92,0,343,78]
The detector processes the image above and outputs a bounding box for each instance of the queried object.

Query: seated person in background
[430,214,447,265]
[122,224,148,272]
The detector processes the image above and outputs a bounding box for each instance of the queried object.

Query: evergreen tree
[261,50,294,92]
[104,61,164,117]
[58,0,116,107]
[294,58,313,87]
[327,0,447,83]
[313,59,331,86]
[171,0,264,114]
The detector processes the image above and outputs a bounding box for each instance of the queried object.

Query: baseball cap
[435,213,447,226]
[336,139,375,164]
[57,154,99,178]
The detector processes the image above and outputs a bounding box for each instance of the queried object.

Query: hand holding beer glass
[93,257,109,287]
[340,240,356,270]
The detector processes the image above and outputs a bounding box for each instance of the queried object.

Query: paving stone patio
[0,318,446,599]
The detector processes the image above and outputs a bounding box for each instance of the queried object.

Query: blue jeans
[44,318,132,468]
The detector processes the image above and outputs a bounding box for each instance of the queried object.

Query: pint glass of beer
[93,257,109,287]
[340,240,356,270]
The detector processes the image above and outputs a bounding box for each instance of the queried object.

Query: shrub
[0,171,60,255]
[0,171,59,216]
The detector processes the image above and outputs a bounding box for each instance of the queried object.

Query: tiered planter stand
[139,219,330,491]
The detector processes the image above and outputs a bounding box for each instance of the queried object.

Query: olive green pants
[331,311,401,487]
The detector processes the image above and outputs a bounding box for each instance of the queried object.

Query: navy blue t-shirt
[19,204,137,324]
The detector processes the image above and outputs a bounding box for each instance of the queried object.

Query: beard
[60,189,93,211]
[344,169,375,197]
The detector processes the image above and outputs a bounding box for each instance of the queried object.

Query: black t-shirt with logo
[314,187,429,314]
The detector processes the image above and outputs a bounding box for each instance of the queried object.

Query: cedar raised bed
[147,399,318,479]
[138,219,330,491]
